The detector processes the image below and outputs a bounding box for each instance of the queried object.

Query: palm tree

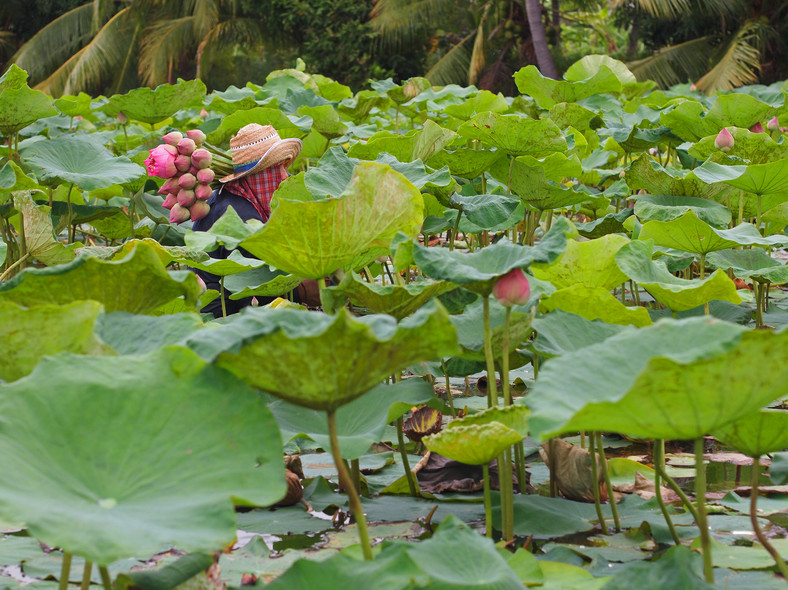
[614,0,786,92]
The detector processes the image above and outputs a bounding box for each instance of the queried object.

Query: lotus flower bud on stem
[162,131,183,146]
[186,129,206,145]
[200,108,209,119]
[161,194,178,209]
[690,83,697,91]
[158,178,179,195]
[174,154,191,173]
[177,188,196,207]
[169,203,190,224]
[715,128,734,152]
[117,111,128,125]
[194,184,213,200]
[190,200,210,222]
[195,273,207,293]
[178,173,197,190]
[190,148,212,169]
[493,269,531,307]
[750,122,765,133]
[177,138,196,156]
[767,117,780,132]
[196,168,214,184]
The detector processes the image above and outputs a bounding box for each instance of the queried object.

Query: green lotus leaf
[602,545,714,590]
[447,405,530,438]
[625,155,733,203]
[457,112,566,156]
[185,206,263,253]
[0,240,201,313]
[270,379,435,460]
[20,135,145,191]
[689,127,788,165]
[513,64,623,109]
[47,200,126,235]
[347,120,457,162]
[297,104,348,139]
[100,79,206,125]
[0,160,40,203]
[386,76,431,104]
[508,159,589,211]
[443,90,509,120]
[322,272,456,320]
[0,83,57,135]
[526,317,788,440]
[412,217,572,295]
[186,303,457,411]
[713,410,788,458]
[566,55,636,84]
[53,93,93,118]
[337,90,391,122]
[0,64,28,90]
[187,249,265,276]
[575,210,633,239]
[531,234,629,291]
[207,107,299,145]
[239,162,423,278]
[94,311,205,355]
[427,147,505,179]
[660,94,775,142]
[707,248,788,284]
[206,86,265,114]
[424,422,524,465]
[0,301,112,381]
[539,285,652,327]
[224,266,305,299]
[597,121,673,153]
[639,210,788,255]
[0,347,285,564]
[633,194,731,227]
[449,193,521,228]
[532,311,633,357]
[616,240,741,311]
[450,298,536,361]
[13,192,76,266]
[693,160,788,204]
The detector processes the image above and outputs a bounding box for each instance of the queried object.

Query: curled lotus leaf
[707,248,788,284]
[539,285,652,327]
[100,78,206,125]
[713,410,788,458]
[513,64,624,110]
[446,405,530,438]
[457,112,566,156]
[531,234,629,291]
[424,422,524,466]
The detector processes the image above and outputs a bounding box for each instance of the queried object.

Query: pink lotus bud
[177,137,196,156]
[190,200,210,222]
[161,144,178,156]
[178,173,197,190]
[200,108,209,119]
[715,128,734,152]
[190,148,211,169]
[145,144,178,178]
[157,178,179,195]
[750,122,764,133]
[196,168,214,184]
[194,184,213,200]
[169,203,191,224]
[117,111,128,125]
[186,129,206,145]
[195,273,207,293]
[162,131,183,146]
[174,154,191,172]
[177,188,196,207]
[188,165,200,176]
[161,194,178,209]
[767,117,780,132]
[493,269,530,306]
[690,83,697,91]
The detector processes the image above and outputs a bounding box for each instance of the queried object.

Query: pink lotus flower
[169,203,190,224]
[194,184,213,200]
[162,131,183,146]
[493,269,531,307]
[715,128,734,152]
[190,148,211,169]
[186,129,206,145]
[190,200,210,222]
[767,117,780,132]
[145,145,178,178]
[750,122,765,133]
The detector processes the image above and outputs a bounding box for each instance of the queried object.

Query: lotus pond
[0,55,788,589]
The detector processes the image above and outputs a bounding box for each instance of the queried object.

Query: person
[191,123,316,317]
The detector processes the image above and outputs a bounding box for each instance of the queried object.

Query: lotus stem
[738,195,745,226]
[514,440,527,494]
[99,565,112,590]
[654,439,681,545]
[756,194,763,235]
[328,410,373,560]
[595,432,620,531]
[396,416,418,496]
[548,438,558,498]
[499,448,515,540]
[482,296,499,408]
[66,183,75,243]
[580,432,585,448]
[507,156,515,194]
[59,552,72,590]
[0,252,29,282]
[544,209,553,232]
[220,276,227,318]
[350,458,361,495]
[694,437,714,583]
[502,308,512,406]
[17,210,27,259]
[749,456,788,578]
[483,463,493,538]
[449,210,462,252]
[81,561,92,590]
[699,253,709,316]
[440,359,456,418]
[588,433,609,535]
[655,458,701,523]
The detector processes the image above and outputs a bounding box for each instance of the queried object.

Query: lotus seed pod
[169,203,191,224]
[493,268,531,307]
[190,200,210,222]
[767,117,780,132]
[190,148,212,169]
[194,183,213,200]
[178,173,197,190]
[161,193,178,209]
[186,129,206,145]
[177,188,196,207]
[174,154,191,173]
[158,178,179,195]
[196,168,214,184]
[177,137,196,156]
[162,131,183,146]
[715,128,734,152]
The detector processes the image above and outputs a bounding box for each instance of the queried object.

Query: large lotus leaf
[566,55,636,84]
[13,192,76,266]
[0,85,57,135]
[526,317,788,440]
[412,217,572,295]
[532,311,632,357]
[539,285,652,327]
[337,89,391,122]
[94,311,205,355]
[0,301,111,381]
[296,104,348,139]
[224,266,304,299]
[707,248,788,284]
[347,120,457,162]
[0,241,201,313]
[20,135,144,191]
[427,146,505,179]
[321,272,456,320]
[624,155,732,202]
[187,303,457,411]
[531,234,629,291]
[0,161,41,204]
[0,347,284,564]
[457,112,566,156]
[424,422,524,465]
[693,159,788,201]
[449,193,521,228]
[597,121,673,153]
[206,86,264,114]
[187,249,265,276]
[446,405,530,438]
[53,93,93,118]
[615,240,741,311]
[633,194,731,227]
[386,76,431,104]
[450,298,536,361]
[185,206,263,253]
[269,379,434,460]
[602,546,714,590]
[639,210,788,255]
[713,410,788,458]
[515,152,582,183]
[508,160,590,211]
[207,107,300,145]
[574,210,633,239]
[443,90,509,119]
[513,65,623,109]
[100,79,206,125]
[689,128,788,165]
[660,94,775,142]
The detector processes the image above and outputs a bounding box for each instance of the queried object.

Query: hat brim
[219,138,303,183]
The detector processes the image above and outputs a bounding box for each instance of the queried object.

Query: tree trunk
[552,0,561,44]
[524,0,558,79]
[626,14,640,60]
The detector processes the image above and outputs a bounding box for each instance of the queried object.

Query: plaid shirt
[222,165,287,222]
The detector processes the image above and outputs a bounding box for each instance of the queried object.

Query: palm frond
[425,31,474,86]
[696,20,767,93]
[611,0,743,19]
[370,0,463,47]
[627,36,715,88]
[34,45,87,96]
[192,0,219,38]
[195,18,264,80]
[139,17,200,86]
[10,3,97,85]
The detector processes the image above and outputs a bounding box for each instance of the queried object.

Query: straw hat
[220,124,302,183]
